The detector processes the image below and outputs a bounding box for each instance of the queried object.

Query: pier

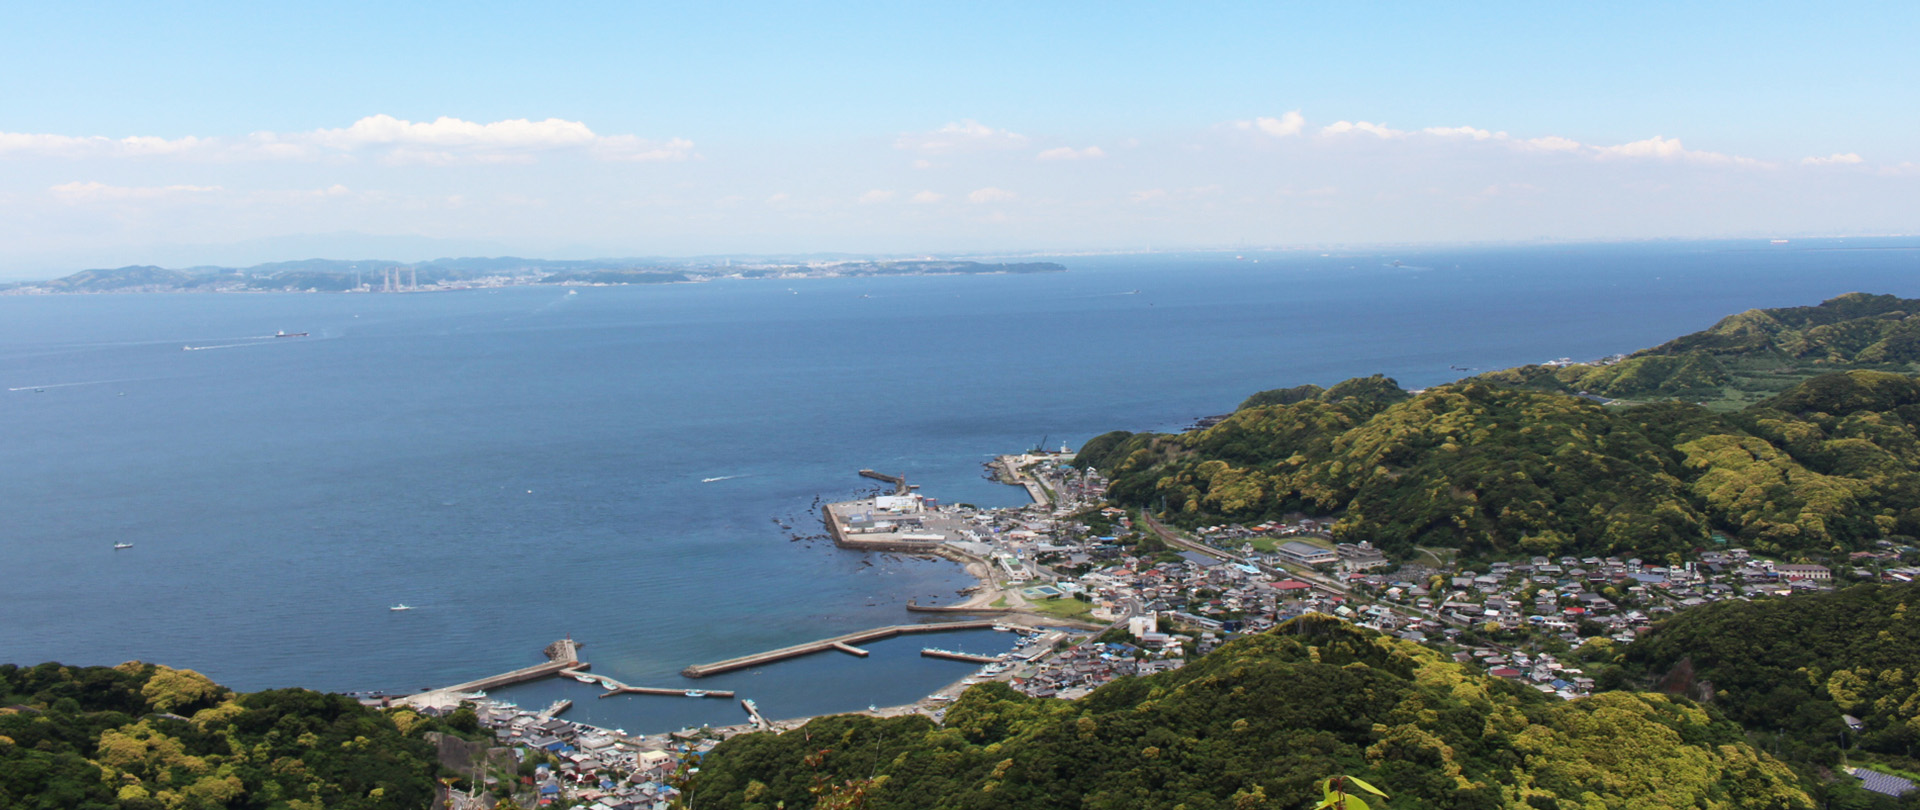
[832,641,870,657]
[997,456,1051,505]
[559,668,737,699]
[397,637,584,707]
[920,648,1000,664]
[681,620,1003,678]
[599,686,735,699]
[742,699,770,730]
[538,699,573,719]
[858,469,911,495]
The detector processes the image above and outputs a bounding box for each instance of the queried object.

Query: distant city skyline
[2,1,1916,277]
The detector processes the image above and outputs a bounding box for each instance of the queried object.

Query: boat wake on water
[182,332,313,351]
[701,475,745,483]
[8,378,145,392]
[182,342,275,351]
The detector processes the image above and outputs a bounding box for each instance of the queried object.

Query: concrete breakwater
[401,637,735,708]
[397,638,583,708]
[681,620,1006,678]
[857,469,911,495]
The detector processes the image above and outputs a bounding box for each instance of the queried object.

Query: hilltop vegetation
[1081,368,1920,560]
[687,617,1810,810]
[1620,582,1920,768]
[0,662,441,810]
[1476,293,1920,407]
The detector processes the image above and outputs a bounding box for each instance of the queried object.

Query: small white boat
[684,690,705,698]
[573,675,597,684]
[113,542,134,550]
[389,604,413,612]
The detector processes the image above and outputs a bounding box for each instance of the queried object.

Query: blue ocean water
[2,239,1915,732]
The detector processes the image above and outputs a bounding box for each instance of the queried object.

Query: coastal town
[384,446,1920,808]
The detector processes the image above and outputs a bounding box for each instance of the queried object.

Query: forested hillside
[686,617,1811,810]
[1476,293,1920,406]
[0,662,440,810]
[1079,369,1920,560]
[1621,582,1920,767]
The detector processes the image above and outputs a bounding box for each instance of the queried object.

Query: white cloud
[1235,111,1306,137]
[858,189,896,204]
[1037,146,1106,161]
[1239,111,1783,170]
[1423,125,1500,140]
[0,132,208,159]
[312,115,692,164]
[1595,135,1765,166]
[0,115,691,164]
[49,181,221,202]
[1596,135,1687,159]
[1802,152,1864,166]
[1321,120,1404,138]
[308,114,595,150]
[895,120,1029,154]
[1522,135,1584,152]
[967,187,1016,204]
[910,190,945,204]
[911,159,934,169]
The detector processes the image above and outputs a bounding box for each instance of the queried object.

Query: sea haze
[2,240,1916,733]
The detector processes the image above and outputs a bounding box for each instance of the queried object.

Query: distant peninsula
[0,257,1066,294]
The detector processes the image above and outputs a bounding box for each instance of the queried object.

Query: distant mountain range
[0,257,1066,294]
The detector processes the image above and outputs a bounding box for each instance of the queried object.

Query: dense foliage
[1622,583,1920,766]
[0,662,439,810]
[1080,369,1920,560]
[687,618,1810,810]
[1475,293,1920,404]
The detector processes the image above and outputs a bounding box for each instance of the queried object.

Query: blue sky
[2,2,1916,274]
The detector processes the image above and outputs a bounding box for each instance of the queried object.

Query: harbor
[387,461,1108,751]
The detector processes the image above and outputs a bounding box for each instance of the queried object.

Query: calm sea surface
[3,240,1916,732]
